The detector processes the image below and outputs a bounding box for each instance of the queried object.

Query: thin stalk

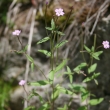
[90,34,97,65]
[17,36,23,49]
[62,7,73,32]
[51,36,55,110]
[23,85,28,96]
[50,31,57,110]
[34,63,48,81]
[80,32,87,63]
[56,34,59,65]
[44,2,48,36]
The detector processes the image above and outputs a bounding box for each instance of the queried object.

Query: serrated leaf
[92,54,100,60]
[69,84,86,93]
[83,77,92,83]
[29,80,49,86]
[93,51,103,57]
[74,63,87,74]
[60,88,73,95]
[84,45,91,53]
[37,37,50,44]
[83,73,100,83]
[89,98,104,105]
[92,73,100,79]
[26,54,34,63]
[38,49,51,57]
[88,63,97,74]
[49,59,68,80]
[55,40,68,49]
[92,51,103,60]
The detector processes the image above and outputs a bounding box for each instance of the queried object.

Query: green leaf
[51,19,55,30]
[26,54,34,63]
[24,106,35,110]
[66,66,73,83]
[29,80,49,86]
[51,85,60,100]
[94,79,98,85]
[89,98,104,105]
[58,105,68,110]
[91,46,95,52]
[81,91,89,102]
[74,63,87,74]
[93,51,103,57]
[83,77,92,83]
[92,51,103,60]
[37,37,50,44]
[27,90,43,103]
[32,90,43,103]
[23,45,28,52]
[69,84,86,93]
[49,59,68,80]
[92,53,100,60]
[84,45,91,53]
[15,50,24,54]
[78,106,87,110]
[88,63,97,74]
[38,103,50,110]
[38,49,51,57]
[57,31,65,36]
[60,88,73,95]
[55,59,68,72]
[45,27,52,31]
[55,40,68,49]
[31,63,34,71]
[92,72,100,79]
[83,73,100,83]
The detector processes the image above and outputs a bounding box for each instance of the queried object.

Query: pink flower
[19,80,26,86]
[55,8,64,16]
[12,30,21,36]
[102,40,110,49]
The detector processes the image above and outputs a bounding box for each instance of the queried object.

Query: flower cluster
[12,30,21,36]
[55,8,64,16]
[102,40,110,49]
[19,80,26,86]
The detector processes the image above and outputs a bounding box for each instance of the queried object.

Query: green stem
[90,34,97,65]
[80,32,87,63]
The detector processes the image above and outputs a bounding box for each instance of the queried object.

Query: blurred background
[0,0,110,110]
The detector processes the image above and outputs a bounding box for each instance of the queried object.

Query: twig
[24,7,37,108]
[90,0,110,35]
